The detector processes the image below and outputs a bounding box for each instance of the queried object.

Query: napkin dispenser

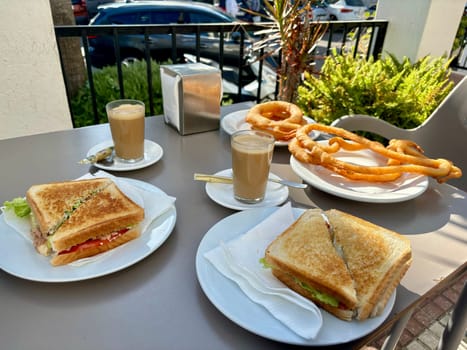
[160,63,222,135]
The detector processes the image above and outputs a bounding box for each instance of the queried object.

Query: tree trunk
[49,0,86,97]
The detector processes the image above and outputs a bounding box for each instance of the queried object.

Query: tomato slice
[58,228,130,255]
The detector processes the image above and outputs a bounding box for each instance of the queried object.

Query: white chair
[331,72,467,192]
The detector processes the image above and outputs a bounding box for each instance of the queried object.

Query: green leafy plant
[296,51,454,129]
[70,59,164,127]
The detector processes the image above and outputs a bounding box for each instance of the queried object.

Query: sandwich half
[26,178,112,254]
[264,209,358,321]
[326,209,412,320]
[264,208,412,322]
[26,178,144,266]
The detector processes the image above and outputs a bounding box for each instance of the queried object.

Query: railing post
[372,22,388,60]
[112,29,125,99]
[81,30,99,125]
[143,28,154,116]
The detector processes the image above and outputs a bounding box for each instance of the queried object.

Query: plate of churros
[287,123,462,203]
[221,108,319,146]
[290,141,429,203]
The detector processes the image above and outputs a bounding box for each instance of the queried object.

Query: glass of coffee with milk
[231,130,275,203]
[106,99,145,163]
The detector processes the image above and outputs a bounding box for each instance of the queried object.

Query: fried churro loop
[246,101,307,141]
[289,124,462,183]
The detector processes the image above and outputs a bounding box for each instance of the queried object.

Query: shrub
[70,60,164,127]
[296,51,454,129]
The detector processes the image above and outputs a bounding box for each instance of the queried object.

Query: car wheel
[120,50,143,66]
[122,57,141,66]
[330,14,338,20]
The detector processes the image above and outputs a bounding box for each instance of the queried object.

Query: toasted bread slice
[326,209,412,320]
[265,209,358,321]
[270,268,354,321]
[51,181,144,253]
[370,260,412,318]
[26,178,112,236]
[50,226,141,266]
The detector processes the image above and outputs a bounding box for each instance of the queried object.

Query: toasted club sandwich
[26,178,144,266]
[264,208,412,321]
[264,209,358,321]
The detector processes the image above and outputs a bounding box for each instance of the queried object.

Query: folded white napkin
[204,202,323,339]
[2,171,176,265]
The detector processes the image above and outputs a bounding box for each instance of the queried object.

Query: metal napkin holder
[160,63,222,135]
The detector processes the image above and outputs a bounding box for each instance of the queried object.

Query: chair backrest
[331,72,467,191]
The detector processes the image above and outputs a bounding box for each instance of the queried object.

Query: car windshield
[93,6,236,25]
[188,11,231,23]
[346,0,365,6]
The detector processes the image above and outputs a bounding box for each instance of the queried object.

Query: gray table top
[0,103,466,350]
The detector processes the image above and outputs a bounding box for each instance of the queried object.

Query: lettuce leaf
[3,197,31,218]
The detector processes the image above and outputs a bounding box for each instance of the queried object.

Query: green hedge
[296,51,454,129]
[70,60,164,128]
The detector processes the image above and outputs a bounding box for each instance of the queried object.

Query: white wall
[0,0,72,140]
[377,0,465,62]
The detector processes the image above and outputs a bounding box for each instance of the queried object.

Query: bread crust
[271,269,354,321]
[370,260,412,318]
[50,227,140,266]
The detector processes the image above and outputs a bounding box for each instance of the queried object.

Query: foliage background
[70,60,164,127]
[296,52,454,129]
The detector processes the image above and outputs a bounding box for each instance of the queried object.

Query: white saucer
[221,109,319,146]
[205,169,289,210]
[87,139,163,172]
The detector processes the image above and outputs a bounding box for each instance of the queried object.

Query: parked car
[88,1,251,68]
[72,0,89,24]
[324,0,367,21]
[311,2,330,21]
[86,0,120,18]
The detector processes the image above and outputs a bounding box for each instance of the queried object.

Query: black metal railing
[54,20,388,127]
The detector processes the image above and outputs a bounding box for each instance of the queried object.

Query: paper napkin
[204,202,323,339]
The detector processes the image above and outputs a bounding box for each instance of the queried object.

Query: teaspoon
[194,173,308,189]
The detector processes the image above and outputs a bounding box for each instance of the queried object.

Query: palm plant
[250,0,328,102]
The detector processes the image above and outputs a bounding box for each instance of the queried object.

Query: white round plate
[0,179,176,282]
[221,109,319,146]
[290,140,429,203]
[87,139,163,171]
[196,207,396,345]
[205,169,289,211]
